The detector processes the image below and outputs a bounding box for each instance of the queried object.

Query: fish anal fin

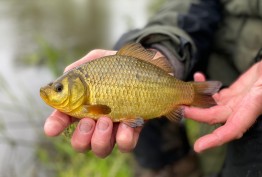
[165,107,184,122]
[120,117,144,128]
[117,43,172,73]
[84,104,111,115]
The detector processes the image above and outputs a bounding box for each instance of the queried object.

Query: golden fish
[40,43,221,127]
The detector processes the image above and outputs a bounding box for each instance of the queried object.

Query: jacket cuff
[114,25,195,80]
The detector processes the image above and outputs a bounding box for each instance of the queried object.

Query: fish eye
[54,83,63,92]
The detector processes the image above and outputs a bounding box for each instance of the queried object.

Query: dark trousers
[133,118,190,169]
[221,116,262,177]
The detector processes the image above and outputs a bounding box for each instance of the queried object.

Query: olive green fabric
[208,0,262,86]
[114,0,198,80]
[222,0,262,18]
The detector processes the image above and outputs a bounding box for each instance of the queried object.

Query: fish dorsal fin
[151,57,173,73]
[117,43,155,60]
[117,43,173,73]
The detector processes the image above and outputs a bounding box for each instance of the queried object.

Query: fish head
[40,73,87,112]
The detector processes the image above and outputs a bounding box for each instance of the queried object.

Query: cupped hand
[44,49,142,158]
[185,61,262,153]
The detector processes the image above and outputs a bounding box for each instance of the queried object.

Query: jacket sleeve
[114,0,222,80]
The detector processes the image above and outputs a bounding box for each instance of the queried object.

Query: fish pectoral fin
[84,104,111,115]
[120,117,144,128]
[165,106,184,122]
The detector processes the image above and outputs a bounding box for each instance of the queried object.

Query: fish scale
[77,55,190,121]
[40,43,221,126]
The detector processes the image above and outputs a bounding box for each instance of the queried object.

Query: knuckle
[92,142,111,158]
[235,132,243,139]
[213,132,223,146]
[94,151,109,159]
[71,139,90,152]
[87,49,97,55]
[91,141,109,155]
[88,49,103,56]
[64,66,71,72]
[117,138,134,152]
[208,117,219,125]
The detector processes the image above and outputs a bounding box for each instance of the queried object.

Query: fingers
[116,123,142,152]
[194,94,260,152]
[46,113,141,157]
[184,105,232,124]
[193,72,206,82]
[44,110,72,136]
[71,118,141,157]
[64,50,116,72]
[72,117,115,157]
[71,118,95,152]
[69,118,142,157]
[194,124,229,153]
[194,122,244,153]
[190,66,262,153]
[44,110,142,158]
[91,117,115,158]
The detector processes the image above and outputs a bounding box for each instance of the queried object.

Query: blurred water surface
[0,0,152,176]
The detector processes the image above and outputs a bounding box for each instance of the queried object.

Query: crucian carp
[40,43,221,127]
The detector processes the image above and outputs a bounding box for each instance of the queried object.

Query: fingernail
[97,120,109,131]
[79,121,93,133]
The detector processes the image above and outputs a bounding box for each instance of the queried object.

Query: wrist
[150,44,185,79]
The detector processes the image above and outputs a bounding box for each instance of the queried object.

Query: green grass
[36,119,134,177]
[37,136,134,177]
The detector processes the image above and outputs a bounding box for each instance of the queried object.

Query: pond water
[0,0,152,176]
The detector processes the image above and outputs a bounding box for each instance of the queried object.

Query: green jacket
[115,0,262,86]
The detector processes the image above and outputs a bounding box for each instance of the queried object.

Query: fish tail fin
[191,81,222,108]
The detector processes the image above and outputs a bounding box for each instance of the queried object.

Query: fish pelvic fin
[117,43,172,73]
[191,81,222,108]
[165,106,184,122]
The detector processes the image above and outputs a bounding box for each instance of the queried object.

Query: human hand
[184,61,262,153]
[44,49,143,158]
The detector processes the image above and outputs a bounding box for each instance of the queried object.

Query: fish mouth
[40,88,48,101]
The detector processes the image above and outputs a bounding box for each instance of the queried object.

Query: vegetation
[37,137,134,177]
[19,37,77,76]
[0,38,134,177]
